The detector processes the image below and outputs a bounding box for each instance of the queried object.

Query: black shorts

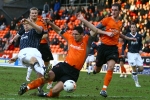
[118,57,125,63]
[39,43,53,62]
[96,44,119,67]
[51,62,80,83]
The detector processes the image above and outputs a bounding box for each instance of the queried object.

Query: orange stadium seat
[147,53,150,57]
[141,52,149,57]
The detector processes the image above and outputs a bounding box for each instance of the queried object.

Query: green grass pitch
[0,66,150,100]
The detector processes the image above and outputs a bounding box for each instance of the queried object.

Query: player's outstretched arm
[77,13,114,37]
[45,19,61,34]
[9,34,20,44]
[120,34,136,41]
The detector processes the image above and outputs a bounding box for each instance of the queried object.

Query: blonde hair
[30,7,38,12]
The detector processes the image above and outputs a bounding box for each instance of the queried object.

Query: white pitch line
[64,94,145,98]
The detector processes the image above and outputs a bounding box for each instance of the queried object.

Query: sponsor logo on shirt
[70,44,84,50]
[21,36,28,40]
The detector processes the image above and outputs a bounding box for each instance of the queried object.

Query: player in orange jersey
[117,38,127,78]
[17,17,114,97]
[77,3,136,97]
[24,7,54,90]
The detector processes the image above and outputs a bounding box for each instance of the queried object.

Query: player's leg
[88,61,92,75]
[39,44,54,89]
[93,45,105,74]
[39,62,79,98]
[88,55,95,74]
[18,69,55,95]
[100,46,118,97]
[128,52,141,87]
[100,59,115,97]
[29,57,45,77]
[120,59,127,78]
[85,56,90,74]
[46,81,63,97]
[120,60,124,77]
[26,67,32,81]
[136,54,144,72]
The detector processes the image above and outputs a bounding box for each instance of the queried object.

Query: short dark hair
[112,3,121,11]
[74,26,84,34]
[130,22,136,27]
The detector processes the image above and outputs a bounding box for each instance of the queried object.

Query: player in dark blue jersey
[85,42,98,75]
[8,18,45,81]
[19,25,43,50]
[123,23,143,87]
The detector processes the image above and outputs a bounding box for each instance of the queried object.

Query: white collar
[130,32,137,37]
[25,31,29,33]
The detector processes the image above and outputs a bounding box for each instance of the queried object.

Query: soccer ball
[63,80,76,93]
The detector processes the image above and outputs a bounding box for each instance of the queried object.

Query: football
[63,80,76,93]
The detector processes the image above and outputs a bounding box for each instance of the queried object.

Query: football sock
[120,66,124,73]
[47,89,53,97]
[123,66,126,73]
[47,89,59,97]
[88,66,92,74]
[27,78,45,90]
[102,70,113,90]
[132,72,138,83]
[121,66,126,73]
[26,67,32,78]
[33,62,44,75]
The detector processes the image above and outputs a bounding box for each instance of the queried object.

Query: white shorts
[18,48,45,68]
[127,52,143,67]
[85,55,95,63]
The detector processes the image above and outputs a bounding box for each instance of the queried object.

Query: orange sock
[121,66,126,73]
[120,66,124,73]
[28,78,45,90]
[47,89,59,97]
[47,89,53,97]
[122,66,126,73]
[102,70,113,91]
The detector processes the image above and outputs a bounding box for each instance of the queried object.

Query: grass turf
[0,66,150,100]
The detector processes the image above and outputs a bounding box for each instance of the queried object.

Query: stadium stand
[0,0,150,56]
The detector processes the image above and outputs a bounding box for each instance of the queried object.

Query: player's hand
[131,37,136,41]
[21,18,33,24]
[44,18,52,25]
[9,39,13,44]
[77,13,84,20]
[8,58,17,63]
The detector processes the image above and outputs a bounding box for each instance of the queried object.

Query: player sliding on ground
[17,16,114,98]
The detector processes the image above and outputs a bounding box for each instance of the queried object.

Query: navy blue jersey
[18,29,43,50]
[123,32,143,53]
[88,42,98,55]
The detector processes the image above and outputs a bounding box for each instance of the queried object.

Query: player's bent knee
[45,71,55,81]
[138,66,144,72]
[30,57,38,65]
